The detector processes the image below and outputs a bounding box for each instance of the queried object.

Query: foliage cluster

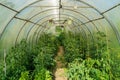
[62,31,117,80]
[0,33,57,80]
[0,31,120,80]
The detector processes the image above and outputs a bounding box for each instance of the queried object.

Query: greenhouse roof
[0,0,120,50]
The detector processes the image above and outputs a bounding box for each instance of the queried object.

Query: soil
[54,46,67,80]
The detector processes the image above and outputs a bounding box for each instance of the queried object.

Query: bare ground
[54,46,67,80]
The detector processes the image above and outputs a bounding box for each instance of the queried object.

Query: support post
[4,49,6,77]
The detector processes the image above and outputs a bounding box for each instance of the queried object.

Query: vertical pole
[59,0,62,26]
[4,49,6,77]
[105,26,108,51]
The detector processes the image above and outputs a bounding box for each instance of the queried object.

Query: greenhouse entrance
[0,0,120,80]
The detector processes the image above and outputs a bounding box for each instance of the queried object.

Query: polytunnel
[0,0,120,80]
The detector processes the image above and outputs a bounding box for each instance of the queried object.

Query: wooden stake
[4,49,6,76]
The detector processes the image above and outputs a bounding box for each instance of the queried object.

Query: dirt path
[54,46,67,80]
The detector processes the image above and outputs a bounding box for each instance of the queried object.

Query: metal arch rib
[26,13,93,44]
[35,16,87,44]
[15,14,88,44]
[1,0,119,44]
[77,0,120,44]
[0,0,101,41]
[0,0,100,40]
[0,0,43,40]
[25,14,93,45]
[15,7,101,44]
[32,17,86,45]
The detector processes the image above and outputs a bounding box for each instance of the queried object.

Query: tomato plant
[0,31,119,80]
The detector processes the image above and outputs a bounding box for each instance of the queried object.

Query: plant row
[0,31,120,80]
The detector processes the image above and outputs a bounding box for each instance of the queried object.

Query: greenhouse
[0,0,120,80]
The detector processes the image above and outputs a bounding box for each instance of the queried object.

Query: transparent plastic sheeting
[0,0,120,53]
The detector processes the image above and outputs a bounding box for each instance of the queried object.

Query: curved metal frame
[24,14,88,45]
[15,7,101,44]
[14,8,98,44]
[29,14,93,46]
[0,0,119,45]
[77,0,120,43]
[35,16,87,43]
